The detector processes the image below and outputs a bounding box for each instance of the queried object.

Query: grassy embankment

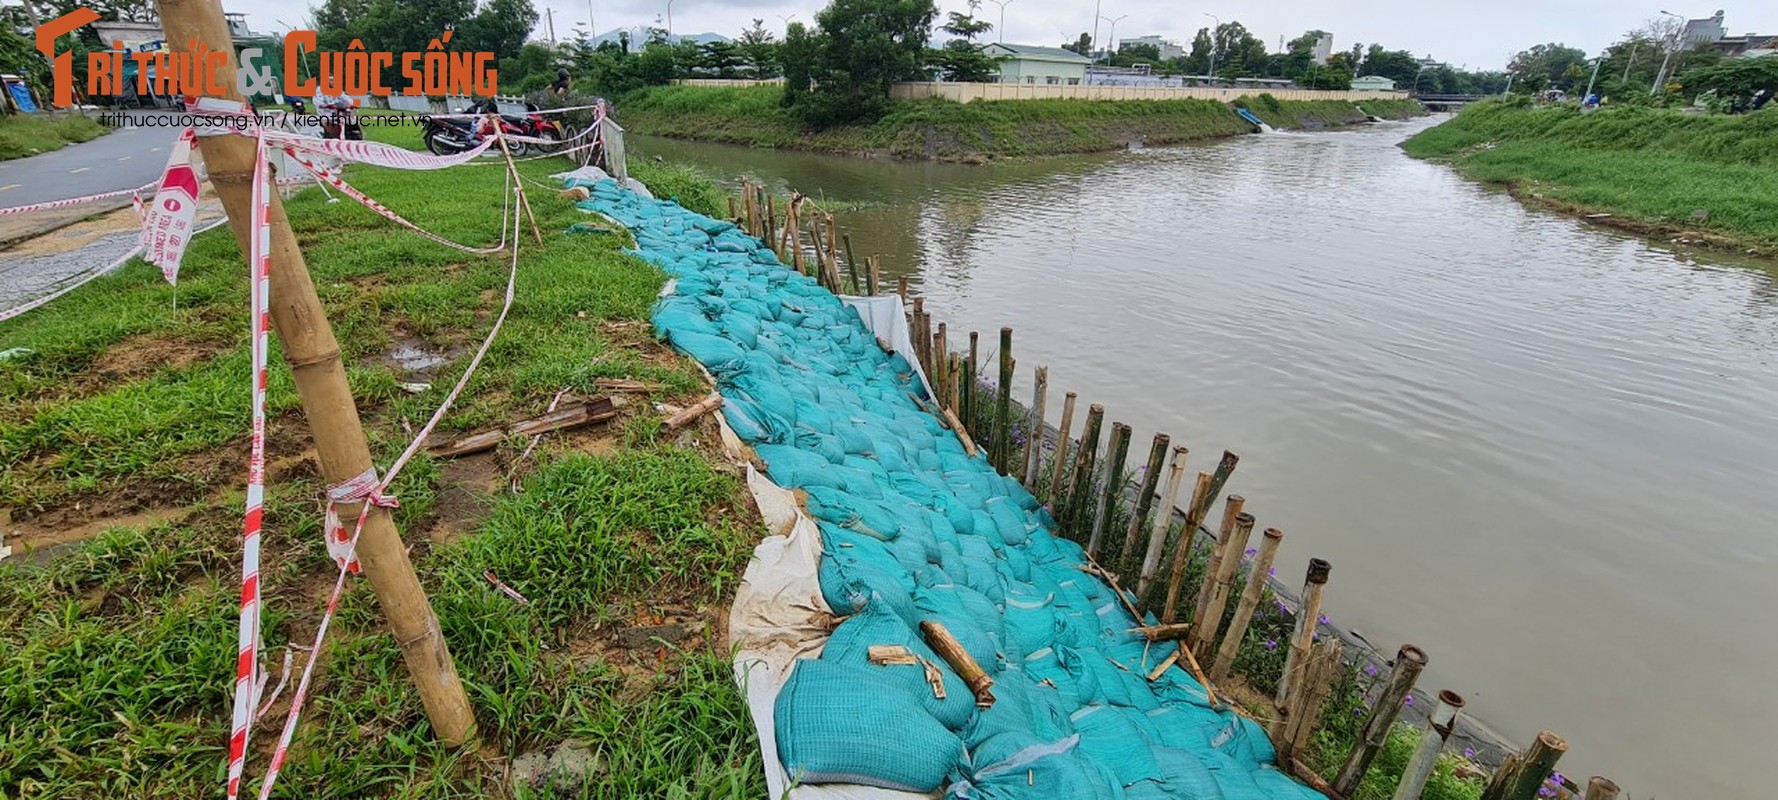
[1402,99,1778,254]
[0,122,763,797]
[0,112,108,161]
[618,85,1424,160]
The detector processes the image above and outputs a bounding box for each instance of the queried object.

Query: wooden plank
[426,398,616,458]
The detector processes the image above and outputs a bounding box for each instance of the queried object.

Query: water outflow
[1233,107,1274,133]
[573,175,1323,799]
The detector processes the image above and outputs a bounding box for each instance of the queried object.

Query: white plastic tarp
[839,295,936,401]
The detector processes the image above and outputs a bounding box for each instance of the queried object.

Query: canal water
[630,117,1778,800]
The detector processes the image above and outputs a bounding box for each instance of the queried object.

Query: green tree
[929,11,998,82]
[1061,32,1092,56]
[1507,42,1589,91]
[780,21,817,105]
[0,25,51,103]
[454,0,539,56]
[1210,21,1267,77]
[737,19,781,79]
[1110,41,1160,67]
[1360,45,1421,85]
[1683,56,1778,111]
[1184,28,1212,74]
[1279,30,1328,80]
[788,0,938,127]
[701,40,745,79]
[497,41,558,93]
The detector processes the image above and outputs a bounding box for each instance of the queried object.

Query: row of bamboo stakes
[724,183,1618,800]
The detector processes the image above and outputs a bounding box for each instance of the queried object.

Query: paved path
[0,113,184,244]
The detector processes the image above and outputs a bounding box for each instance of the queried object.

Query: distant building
[1669,12,1771,59]
[1682,11,1727,47]
[983,43,1092,85]
[1117,35,1184,61]
[1351,75,1397,91]
[1313,32,1334,65]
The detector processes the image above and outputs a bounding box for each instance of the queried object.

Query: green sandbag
[776,659,964,792]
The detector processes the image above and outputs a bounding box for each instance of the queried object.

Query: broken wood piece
[920,658,948,700]
[662,394,723,432]
[1146,650,1181,681]
[1175,641,1221,709]
[920,620,995,708]
[425,398,617,458]
[867,645,919,666]
[594,378,659,393]
[1130,623,1193,642]
[1291,758,1349,800]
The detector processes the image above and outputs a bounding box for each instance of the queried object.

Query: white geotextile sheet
[838,294,936,401]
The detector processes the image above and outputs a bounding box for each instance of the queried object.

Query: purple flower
[1538,790,1554,799]
[1404,696,1414,707]
[1264,639,1277,651]
[1464,747,1476,759]
[1318,613,1330,626]
[1551,773,1565,784]
[1244,547,1258,558]
[1268,566,1276,577]
[1364,664,1379,677]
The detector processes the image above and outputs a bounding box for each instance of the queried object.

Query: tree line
[1505,16,1776,111]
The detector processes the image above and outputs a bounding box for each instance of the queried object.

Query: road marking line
[151,147,162,152]
[70,167,90,174]
[0,184,18,192]
[117,156,132,161]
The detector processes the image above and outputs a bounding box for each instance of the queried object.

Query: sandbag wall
[574,176,1322,800]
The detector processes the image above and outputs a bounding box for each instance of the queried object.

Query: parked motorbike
[319,101,363,141]
[422,101,565,156]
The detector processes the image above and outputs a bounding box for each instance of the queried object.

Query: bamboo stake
[1158,471,1212,623]
[898,275,909,303]
[765,194,779,257]
[1190,494,1249,631]
[1022,366,1048,490]
[934,323,949,404]
[868,255,881,296]
[1481,731,1568,800]
[493,132,544,244]
[1210,526,1283,682]
[1333,644,1430,796]
[1129,622,1193,641]
[1275,558,1333,708]
[1275,639,1343,764]
[994,327,1013,472]
[727,196,738,221]
[1064,405,1106,540]
[1118,433,1171,579]
[944,407,977,456]
[1137,446,1188,598]
[919,620,995,708]
[1087,422,1132,559]
[1047,392,1079,506]
[842,233,860,295]
[1582,777,1621,800]
[825,213,839,281]
[661,394,723,431]
[1190,510,1255,660]
[966,331,980,431]
[910,297,927,373]
[1391,690,1468,800]
[158,0,475,746]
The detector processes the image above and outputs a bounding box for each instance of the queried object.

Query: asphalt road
[0,114,185,244]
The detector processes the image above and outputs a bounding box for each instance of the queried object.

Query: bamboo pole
[1190,510,1255,660]
[1137,445,1188,597]
[966,331,980,429]
[1392,690,1467,800]
[910,297,927,373]
[493,132,544,244]
[1065,405,1106,540]
[765,194,779,257]
[1047,392,1079,507]
[727,196,738,221]
[158,0,475,746]
[994,327,1013,472]
[1273,639,1343,764]
[1210,526,1283,682]
[934,323,949,405]
[898,275,909,303]
[825,213,839,283]
[1275,558,1332,708]
[1158,471,1212,623]
[868,256,881,296]
[1087,422,1132,559]
[1582,777,1620,800]
[1481,731,1568,800]
[1190,494,1248,630]
[1194,451,1241,524]
[842,233,861,295]
[1117,432,1171,579]
[919,621,995,708]
[1022,366,1048,490]
[1333,644,1430,796]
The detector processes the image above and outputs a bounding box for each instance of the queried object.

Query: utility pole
[1090,0,1101,64]
[1651,9,1683,95]
[1581,56,1602,102]
[546,7,556,45]
[1622,41,1638,82]
[988,0,1013,43]
[157,0,479,750]
[589,0,596,37]
[1203,12,1220,79]
[20,0,42,30]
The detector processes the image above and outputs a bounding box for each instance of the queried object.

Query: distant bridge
[1414,94,1485,111]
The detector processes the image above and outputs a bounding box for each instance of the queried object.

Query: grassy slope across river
[617,85,1425,160]
[1402,99,1778,254]
[0,112,108,161]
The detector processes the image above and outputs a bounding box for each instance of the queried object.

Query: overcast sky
[227,0,1778,72]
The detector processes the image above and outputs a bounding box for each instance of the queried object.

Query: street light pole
[988,0,1013,43]
[1651,9,1683,95]
[666,0,675,38]
[1581,56,1603,102]
[1203,12,1221,80]
[1090,0,1102,64]
[1100,14,1126,65]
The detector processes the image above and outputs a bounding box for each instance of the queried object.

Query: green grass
[1,121,766,797]
[617,85,1425,160]
[1402,100,1778,249]
[0,112,108,160]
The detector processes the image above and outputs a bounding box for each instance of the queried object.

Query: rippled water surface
[633,117,1778,799]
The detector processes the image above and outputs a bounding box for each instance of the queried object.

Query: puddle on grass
[385,337,447,372]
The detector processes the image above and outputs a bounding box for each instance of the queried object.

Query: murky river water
[631,117,1778,800]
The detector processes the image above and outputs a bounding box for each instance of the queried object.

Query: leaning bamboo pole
[1065,405,1106,539]
[1047,391,1079,506]
[159,0,475,746]
[1136,445,1188,598]
[1210,526,1283,681]
[1087,422,1132,559]
[1190,495,1248,630]
[1022,366,1049,490]
[1333,644,1429,795]
[994,328,1014,472]
[1392,690,1468,800]
[1275,558,1332,708]
[1190,510,1256,659]
[1582,777,1621,800]
[1481,731,1568,800]
[1117,432,1170,580]
[1158,471,1212,623]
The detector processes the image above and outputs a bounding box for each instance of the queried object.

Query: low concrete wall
[889,82,1410,103]
[672,78,785,88]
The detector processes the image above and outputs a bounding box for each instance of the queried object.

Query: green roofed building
[982,43,1092,85]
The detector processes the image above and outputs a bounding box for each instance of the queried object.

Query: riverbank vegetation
[619,85,1424,160]
[1402,99,1778,252]
[0,113,107,161]
[0,125,764,796]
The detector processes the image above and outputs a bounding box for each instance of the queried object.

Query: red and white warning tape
[0,180,158,217]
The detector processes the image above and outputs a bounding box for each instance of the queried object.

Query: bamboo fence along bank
[647,177,1621,800]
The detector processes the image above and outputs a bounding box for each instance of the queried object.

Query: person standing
[550,68,572,98]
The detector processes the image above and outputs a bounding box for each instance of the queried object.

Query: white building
[1313,32,1334,65]
[1351,75,1397,91]
[1118,35,1184,61]
[983,43,1093,85]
